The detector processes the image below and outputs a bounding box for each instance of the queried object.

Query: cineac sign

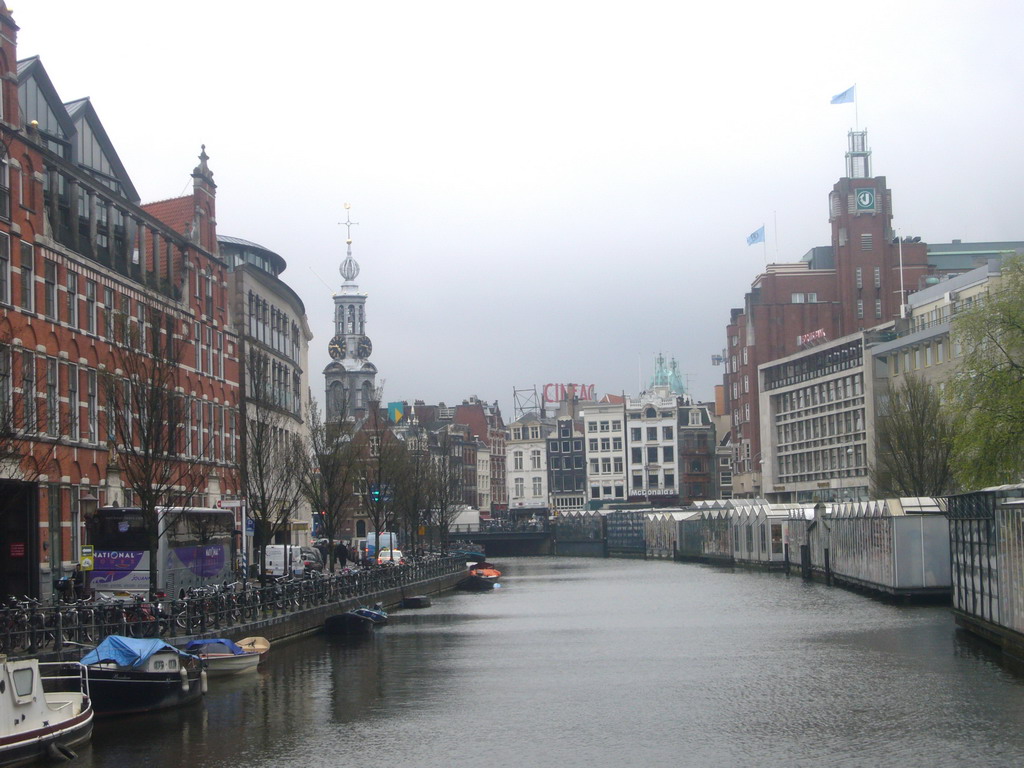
[543,383,596,403]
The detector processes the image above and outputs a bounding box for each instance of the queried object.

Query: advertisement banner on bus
[87,506,236,597]
[89,550,151,594]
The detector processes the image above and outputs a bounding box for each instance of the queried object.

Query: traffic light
[370,484,381,502]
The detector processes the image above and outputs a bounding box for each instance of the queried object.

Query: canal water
[80,558,1024,768]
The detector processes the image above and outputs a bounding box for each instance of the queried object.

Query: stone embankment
[1,557,468,659]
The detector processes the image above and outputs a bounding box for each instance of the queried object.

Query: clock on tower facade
[324,205,377,423]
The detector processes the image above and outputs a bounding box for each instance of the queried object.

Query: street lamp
[80,491,98,547]
[282,506,293,576]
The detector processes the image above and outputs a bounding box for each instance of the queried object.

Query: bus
[88,507,237,598]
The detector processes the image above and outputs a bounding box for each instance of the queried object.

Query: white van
[263,544,305,577]
[363,532,397,557]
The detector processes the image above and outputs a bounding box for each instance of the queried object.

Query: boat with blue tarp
[81,635,205,716]
[325,604,388,636]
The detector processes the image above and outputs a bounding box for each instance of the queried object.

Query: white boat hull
[0,660,93,767]
[201,652,261,676]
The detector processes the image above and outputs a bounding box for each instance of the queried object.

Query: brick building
[725,130,956,497]
[452,396,506,514]
[1,8,240,599]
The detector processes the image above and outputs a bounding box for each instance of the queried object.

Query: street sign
[219,499,243,508]
[80,545,94,571]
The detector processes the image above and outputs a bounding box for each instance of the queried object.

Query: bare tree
[870,373,957,497]
[427,428,464,554]
[359,400,406,560]
[389,431,432,555]
[103,307,215,597]
[297,396,361,569]
[240,348,306,581]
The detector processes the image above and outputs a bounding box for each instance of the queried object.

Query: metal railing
[1,556,464,657]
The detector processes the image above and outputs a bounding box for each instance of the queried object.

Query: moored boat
[236,636,271,664]
[351,604,388,626]
[325,603,388,636]
[460,563,502,591]
[0,655,93,767]
[325,611,375,636]
[82,635,205,716]
[183,638,261,676]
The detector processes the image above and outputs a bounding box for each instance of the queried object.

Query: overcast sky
[16,1,1024,416]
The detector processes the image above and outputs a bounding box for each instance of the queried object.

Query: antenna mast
[512,386,541,421]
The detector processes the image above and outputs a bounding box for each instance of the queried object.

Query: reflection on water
[80,558,1024,768]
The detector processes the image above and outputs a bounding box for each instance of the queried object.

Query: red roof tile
[142,196,193,235]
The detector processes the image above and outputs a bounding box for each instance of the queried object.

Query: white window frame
[0,232,9,305]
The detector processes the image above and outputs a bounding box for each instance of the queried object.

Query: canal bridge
[448,525,618,558]
[449,528,552,557]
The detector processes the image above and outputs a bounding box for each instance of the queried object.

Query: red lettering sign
[10,542,26,558]
[798,329,827,346]
[543,383,596,403]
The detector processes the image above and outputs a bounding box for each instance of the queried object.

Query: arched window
[356,519,367,537]
[329,381,346,419]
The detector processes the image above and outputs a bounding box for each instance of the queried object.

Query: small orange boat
[470,567,501,579]
[462,562,502,590]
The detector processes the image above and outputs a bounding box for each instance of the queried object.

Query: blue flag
[746,225,765,246]
[831,85,855,104]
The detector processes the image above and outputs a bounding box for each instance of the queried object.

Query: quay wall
[16,562,469,662]
[176,568,468,648]
[553,540,605,558]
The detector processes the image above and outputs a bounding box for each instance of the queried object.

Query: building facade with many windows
[724,131,936,498]
[758,331,878,503]
[1,14,240,600]
[548,416,586,513]
[871,259,1004,391]
[581,397,627,506]
[221,235,313,549]
[506,413,553,517]
[758,257,1015,505]
[625,387,685,506]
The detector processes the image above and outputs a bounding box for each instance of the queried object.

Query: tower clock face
[328,335,346,360]
[357,336,372,358]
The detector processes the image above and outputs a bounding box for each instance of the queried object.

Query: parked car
[300,546,324,573]
[377,549,404,565]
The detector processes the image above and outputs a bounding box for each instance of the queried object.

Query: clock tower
[324,204,377,423]
[828,130,928,334]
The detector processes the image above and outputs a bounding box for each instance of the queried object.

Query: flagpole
[773,210,779,262]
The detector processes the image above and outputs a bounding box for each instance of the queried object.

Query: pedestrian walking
[335,540,349,569]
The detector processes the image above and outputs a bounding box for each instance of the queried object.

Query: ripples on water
[82,558,1024,768]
